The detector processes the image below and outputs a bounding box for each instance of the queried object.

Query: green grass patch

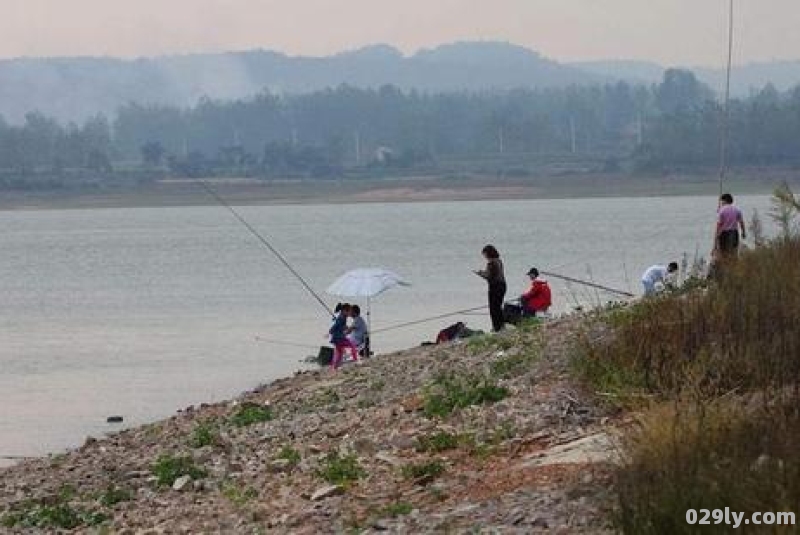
[415,431,462,453]
[1,502,108,530]
[317,452,366,485]
[422,374,509,418]
[382,502,413,518]
[221,480,259,507]
[189,422,219,448]
[151,454,207,487]
[98,485,133,507]
[489,348,540,379]
[277,445,301,467]
[402,460,445,482]
[466,334,514,353]
[230,402,273,427]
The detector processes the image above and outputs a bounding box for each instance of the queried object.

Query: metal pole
[719,0,734,198]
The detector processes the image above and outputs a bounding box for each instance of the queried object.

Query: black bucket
[316,346,334,366]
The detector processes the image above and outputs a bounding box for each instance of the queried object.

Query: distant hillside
[2,41,798,124]
[570,60,665,85]
[0,42,599,123]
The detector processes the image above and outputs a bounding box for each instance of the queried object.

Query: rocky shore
[0,317,619,533]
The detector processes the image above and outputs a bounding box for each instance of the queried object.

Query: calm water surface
[0,195,773,461]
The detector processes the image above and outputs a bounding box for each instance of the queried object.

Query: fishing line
[540,270,634,298]
[197,180,332,317]
[374,267,633,335]
[253,336,320,350]
[373,304,489,334]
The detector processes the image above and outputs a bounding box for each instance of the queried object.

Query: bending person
[641,262,678,296]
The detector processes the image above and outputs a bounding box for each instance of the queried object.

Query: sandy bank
[0,171,792,211]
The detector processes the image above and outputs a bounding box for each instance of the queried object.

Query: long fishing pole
[253,336,320,350]
[373,304,489,334]
[540,270,634,297]
[718,0,735,198]
[197,180,332,316]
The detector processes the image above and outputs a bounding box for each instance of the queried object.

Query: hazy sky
[2,0,798,66]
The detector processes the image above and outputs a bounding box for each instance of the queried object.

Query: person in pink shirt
[716,193,746,256]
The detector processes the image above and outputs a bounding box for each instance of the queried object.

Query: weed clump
[230,402,273,427]
[1,488,108,531]
[221,480,259,506]
[383,502,413,517]
[317,452,365,485]
[422,374,508,418]
[415,431,462,453]
[277,445,301,467]
[98,485,133,507]
[189,422,219,448]
[402,460,445,483]
[151,454,207,487]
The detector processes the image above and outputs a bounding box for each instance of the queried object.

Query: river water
[0,195,774,462]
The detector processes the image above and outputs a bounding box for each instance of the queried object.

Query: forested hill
[3,41,798,124]
[0,42,599,123]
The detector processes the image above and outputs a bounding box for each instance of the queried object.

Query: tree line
[1,69,799,189]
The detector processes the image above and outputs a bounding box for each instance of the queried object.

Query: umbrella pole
[366,295,372,357]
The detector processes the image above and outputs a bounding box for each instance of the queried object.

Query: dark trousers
[488,282,507,332]
[718,230,740,255]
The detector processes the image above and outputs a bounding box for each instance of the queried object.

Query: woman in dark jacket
[475,244,506,332]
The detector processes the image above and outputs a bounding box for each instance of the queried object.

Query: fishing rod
[540,270,635,298]
[373,304,489,334]
[197,180,333,317]
[253,336,320,350]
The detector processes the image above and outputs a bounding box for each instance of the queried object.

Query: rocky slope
[0,317,618,533]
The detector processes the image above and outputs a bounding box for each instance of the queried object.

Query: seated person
[520,267,552,316]
[346,305,369,355]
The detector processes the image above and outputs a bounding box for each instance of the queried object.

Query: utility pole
[354,131,361,165]
[569,117,577,154]
[636,111,643,146]
[718,0,735,197]
[498,126,505,154]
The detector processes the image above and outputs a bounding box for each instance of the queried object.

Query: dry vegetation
[573,184,800,534]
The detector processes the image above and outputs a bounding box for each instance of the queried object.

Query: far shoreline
[0,171,795,211]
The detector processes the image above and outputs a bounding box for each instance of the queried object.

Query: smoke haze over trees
[1,41,800,124]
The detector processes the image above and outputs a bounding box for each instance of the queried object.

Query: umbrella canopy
[326,268,410,299]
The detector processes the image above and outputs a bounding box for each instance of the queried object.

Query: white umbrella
[326,268,410,353]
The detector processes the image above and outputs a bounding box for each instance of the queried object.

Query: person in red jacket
[521,268,552,316]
